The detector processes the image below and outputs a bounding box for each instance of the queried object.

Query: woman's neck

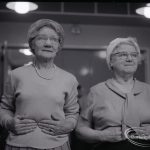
[113,71,134,84]
[113,76,134,85]
[34,58,54,69]
[112,73,134,93]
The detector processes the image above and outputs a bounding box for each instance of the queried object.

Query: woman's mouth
[42,49,53,52]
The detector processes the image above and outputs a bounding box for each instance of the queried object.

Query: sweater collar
[105,78,143,98]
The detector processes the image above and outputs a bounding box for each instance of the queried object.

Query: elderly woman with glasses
[76,37,150,150]
[0,19,79,150]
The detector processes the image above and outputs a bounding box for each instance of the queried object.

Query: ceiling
[0,2,150,27]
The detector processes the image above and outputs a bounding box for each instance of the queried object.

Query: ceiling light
[19,48,33,56]
[79,67,89,76]
[24,61,33,66]
[95,51,106,59]
[6,2,38,14]
[136,3,150,18]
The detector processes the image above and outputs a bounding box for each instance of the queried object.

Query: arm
[63,78,79,131]
[75,88,101,143]
[76,116,101,143]
[38,113,78,136]
[51,113,77,134]
[75,88,122,143]
[0,72,37,135]
[0,72,15,130]
[76,116,122,144]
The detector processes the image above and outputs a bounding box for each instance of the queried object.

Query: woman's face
[32,26,60,59]
[110,43,140,75]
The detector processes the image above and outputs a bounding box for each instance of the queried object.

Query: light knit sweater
[80,79,150,140]
[0,64,79,149]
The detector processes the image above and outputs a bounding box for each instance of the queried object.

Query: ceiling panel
[98,2,128,14]
[36,2,61,12]
[64,2,95,13]
[0,2,150,27]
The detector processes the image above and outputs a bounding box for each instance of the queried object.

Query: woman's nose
[45,38,52,45]
[126,54,132,61]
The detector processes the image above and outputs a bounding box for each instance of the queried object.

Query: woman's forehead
[38,26,58,36]
[114,43,137,52]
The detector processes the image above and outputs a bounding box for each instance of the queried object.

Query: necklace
[33,63,56,80]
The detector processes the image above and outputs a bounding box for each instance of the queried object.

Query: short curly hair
[27,19,65,53]
[106,37,141,70]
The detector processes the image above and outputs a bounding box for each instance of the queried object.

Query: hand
[98,127,122,142]
[38,113,69,136]
[7,115,37,135]
[136,125,150,136]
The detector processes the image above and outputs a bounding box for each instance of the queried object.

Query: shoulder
[81,82,107,106]
[135,80,150,91]
[90,81,107,93]
[12,65,32,73]
[83,81,107,102]
[56,65,78,84]
[11,65,32,78]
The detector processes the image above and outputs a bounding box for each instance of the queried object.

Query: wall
[0,22,150,85]
[0,22,150,47]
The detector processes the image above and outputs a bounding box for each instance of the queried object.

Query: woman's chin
[38,54,56,60]
[123,69,136,75]
[121,67,137,74]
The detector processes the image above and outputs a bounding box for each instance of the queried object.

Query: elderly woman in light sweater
[76,37,150,150]
[0,19,79,150]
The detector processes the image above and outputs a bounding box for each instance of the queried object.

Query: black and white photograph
[0,2,150,150]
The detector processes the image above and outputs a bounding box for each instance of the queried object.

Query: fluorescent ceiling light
[79,67,90,76]
[19,48,33,56]
[136,3,150,18]
[6,2,38,14]
[95,51,106,59]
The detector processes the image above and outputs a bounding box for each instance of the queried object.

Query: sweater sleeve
[80,88,95,123]
[0,71,15,128]
[64,77,79,121]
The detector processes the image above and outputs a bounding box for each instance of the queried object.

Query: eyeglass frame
[111,51,140,60]
[35,35,60,43]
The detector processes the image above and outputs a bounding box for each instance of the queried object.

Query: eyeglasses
[35,35,59,43]
[111,52,139,59]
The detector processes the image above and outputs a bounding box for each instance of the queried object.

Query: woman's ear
[30,40,35,54]
[109,57,113,67]
[110,63,114,70]
[110,63,112,67]
[58,42,62,52]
